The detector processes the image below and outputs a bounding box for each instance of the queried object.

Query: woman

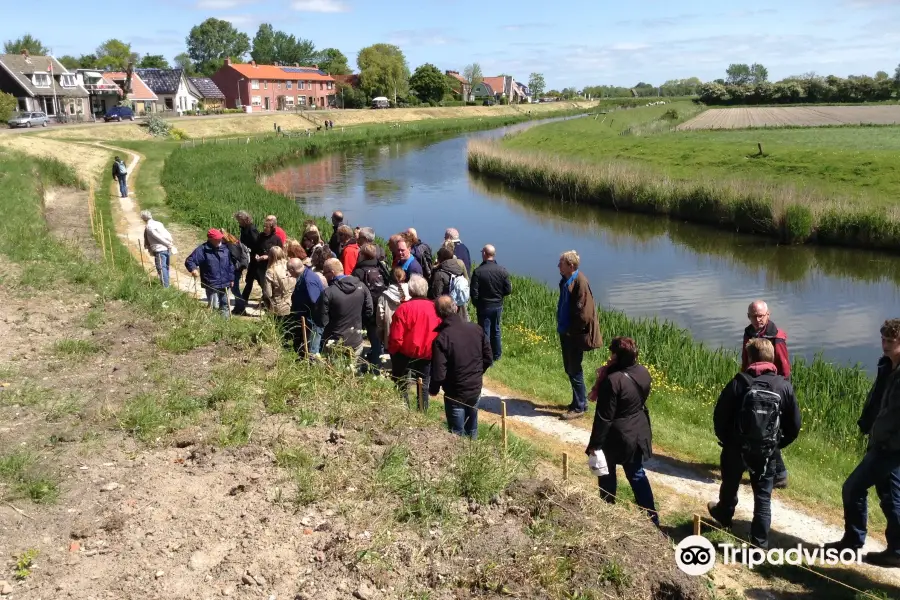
[301,225,325,260]
[285,239,308,261]
[585,336,658,526]
[376,267,411,354]
[309,245,331,287]
[263,246,296,330]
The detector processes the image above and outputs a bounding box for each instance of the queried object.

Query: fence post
[563,452,569,481]
[693,514,701,536]
[301,316,309,359]
[416,377,423,412]
[501,400,508,454]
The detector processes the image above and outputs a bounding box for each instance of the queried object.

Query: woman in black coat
[586,336,658,526]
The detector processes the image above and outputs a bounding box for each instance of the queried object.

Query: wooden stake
[501,400,508,453]
[136,240,146,271]
[301,316,309,359]
[693,514,701,536]
[98,211,107,262]
[562,452,569,481]
[416,377,423,412]
[107,227,114,264]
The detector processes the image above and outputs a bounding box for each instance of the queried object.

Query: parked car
[7,111,49,128]
[371,97,390,109]
[482,99,496,106]
[104,106,135,122]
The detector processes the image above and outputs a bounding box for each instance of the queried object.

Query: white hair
[140,210,152,221]
[444,228,459,241]
[358,227,375,243]
[407,275,428,298]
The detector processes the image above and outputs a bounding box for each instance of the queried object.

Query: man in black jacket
[708,338,801,549]
[471,244,512,361]
[236,213,282,314]
[233,211,258,314]
[430,296,493,439]
[328,211,346,257]
[825,319,900,568]
[315,258,373,360]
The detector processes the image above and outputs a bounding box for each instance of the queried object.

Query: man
[239,214,282,314]
[357,227,386,263]
[430,296,493,438]
[471,244,512,361]
[352,244,391,371]
[315,258,373,359]
[112,156,128,198]
[141,210,175,288]
[556,250,603,420]
[185,229,234,318]
[388,275,442,410]
[430,243,470,321]
[444,228,471,275]
[287,258,325,356]
[233,211,259,313]
[825,319,900,567]
[328,211,346,256]
[270,215,287,246]
[395,239,423,278]
[743,300,791,488]
[338,225,360,275]
[407,228,434,280]
[708,338,801,550]
[388,233,404,268]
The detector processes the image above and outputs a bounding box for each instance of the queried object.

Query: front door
[264,97,271,111]
[43,97,56,115]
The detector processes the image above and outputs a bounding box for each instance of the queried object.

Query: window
[298,95,306,106]
[276,82,281,89]
[285,96,294,105]
[263,80,268,89]
[251,96,261,106]
[32,72,50,87]
[327,81,333,90]
[60,74,77,87]
[286,81,293,90]
[165,97,174,110]
[251,79,259,90]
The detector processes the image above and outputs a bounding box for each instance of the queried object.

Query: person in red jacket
[742,299,791,488]
[338,225,360,275]
[388,275,442,410]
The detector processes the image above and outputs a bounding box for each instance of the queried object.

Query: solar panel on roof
[280,67,312,73]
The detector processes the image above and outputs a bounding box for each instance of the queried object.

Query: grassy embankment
[467,102,900,251]
[157,114,887,532]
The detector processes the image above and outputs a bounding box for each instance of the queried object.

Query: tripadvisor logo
[675,535,863,575]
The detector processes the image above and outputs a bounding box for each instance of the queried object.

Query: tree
[894,64,900,92]
[463,63,483,91]
[174,52,196,76]
[3,34,48,55]
[0,92,16,123]
[409,63,447,104]
[318,48,350,75]
[251,24,276,64]
[725,63,752,85]
[187,17,251,76]
[357,43,409,104]
[59,55,80,70]
[336,82,366,108]
[251,24,317,66]
[95,39,139,70]
[749,63,768,84]
[139,54,170,69]
[528,73,545,99]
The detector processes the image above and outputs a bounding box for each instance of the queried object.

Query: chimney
[21,48,29,58]
[251,60,257,67]
[294,63,299,67]
[225,57,232,66]
[312,64,318,70]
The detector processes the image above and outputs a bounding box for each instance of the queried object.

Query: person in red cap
[185,229,235,318]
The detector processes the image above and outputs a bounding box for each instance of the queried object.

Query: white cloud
[196,0,255,8]
[609,42,651,51]
[291,0,349,12]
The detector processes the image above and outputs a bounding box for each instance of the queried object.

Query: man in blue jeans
[556,250,603,420]
[471,244,512,362]
[141,210,174,288]
[430,296,493,439]
[185,229,234,318]
[826,319,900,568]
[112,156,128,198]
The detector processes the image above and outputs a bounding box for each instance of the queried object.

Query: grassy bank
[467,105,900,252]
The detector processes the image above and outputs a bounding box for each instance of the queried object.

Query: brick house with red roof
[211,58,337,111]
[445,70,470,101]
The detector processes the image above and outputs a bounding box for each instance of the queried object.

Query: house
[78,70,158,115]
[472,75,527,104]
[211,58,337,111]
[513,81,531,103]
[134,68,201,112]
[188,77,225,110]
[445,70,470,101]
[0,50,89,117]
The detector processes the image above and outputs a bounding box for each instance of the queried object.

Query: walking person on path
[185,229,234,318]
[444,228,471,275]
[237,214,282,314]
[287,257,325,357]
[586,336,659,526]
[430,296,493,439]
[825,319,900,567]
[388,275,441,410]
[141,210,175,288]
[222,231,249,302]
[315,258,373,361]
[557,250,603,420]
[112,156,129,198]
[743,300,791,489]
[708,338,801,549]
[471,244,512,361]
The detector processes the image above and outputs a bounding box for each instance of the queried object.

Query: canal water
[263,121,900,371]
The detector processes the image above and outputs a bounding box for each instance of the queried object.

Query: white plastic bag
[587,449,609,476]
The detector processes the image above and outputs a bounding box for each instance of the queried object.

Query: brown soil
[678,105,900,130]
[42,187,102,263]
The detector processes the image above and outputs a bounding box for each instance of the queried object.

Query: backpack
[235,243,251,271]
[116,161,127,176]
[413,243,433,280]
[735,373,782,466]
[361,262,388,299]
[449,273,470,307]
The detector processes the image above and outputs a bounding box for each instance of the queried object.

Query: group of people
[147,210,900,566]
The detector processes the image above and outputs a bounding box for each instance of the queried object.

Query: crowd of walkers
[146,209,900,567]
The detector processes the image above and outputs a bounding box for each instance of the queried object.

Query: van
[370,97,390,109]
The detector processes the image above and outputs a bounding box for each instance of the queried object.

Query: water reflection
[263,123,899,371]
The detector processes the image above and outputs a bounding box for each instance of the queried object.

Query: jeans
[239,266,266,311]
[392,354,431,411]
[841,448,900,553]
[365,324,384,372]
[153,251,170,288]
[773,448,788,481]
[445,398,479,439]
[117,175,127,197]
[290,315,322,357]
[560,334,587,412]
[598,458,659,526]
[205,286,230,318]
[717,445,775,548]
[231,270,244,309]
[477,306,503,361]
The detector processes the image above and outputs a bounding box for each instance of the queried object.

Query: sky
[3,0,899,89]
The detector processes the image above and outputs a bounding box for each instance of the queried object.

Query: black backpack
[360,262,388,299]
[735,373,782,465]
[413,243,433,280]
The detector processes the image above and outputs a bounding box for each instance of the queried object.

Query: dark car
[482,99,496,106]
[104,106,135,122]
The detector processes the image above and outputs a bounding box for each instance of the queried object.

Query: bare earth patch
[678,105,900,130]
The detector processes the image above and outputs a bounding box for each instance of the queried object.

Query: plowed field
[678,105,900,130]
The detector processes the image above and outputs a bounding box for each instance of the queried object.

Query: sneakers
[863,550,900,568]
[774,474,788,489]
[559,410,585,421]
[706,501,733,528]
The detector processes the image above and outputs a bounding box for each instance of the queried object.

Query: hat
[207,228,224,240]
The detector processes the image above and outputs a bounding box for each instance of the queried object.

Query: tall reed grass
[467,140,900,252]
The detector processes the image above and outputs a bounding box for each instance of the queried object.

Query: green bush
[781,204,814,243]
[147,115,172,137]
[0,92,16,123]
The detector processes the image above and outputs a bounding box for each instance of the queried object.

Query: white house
[134,68,201,112]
